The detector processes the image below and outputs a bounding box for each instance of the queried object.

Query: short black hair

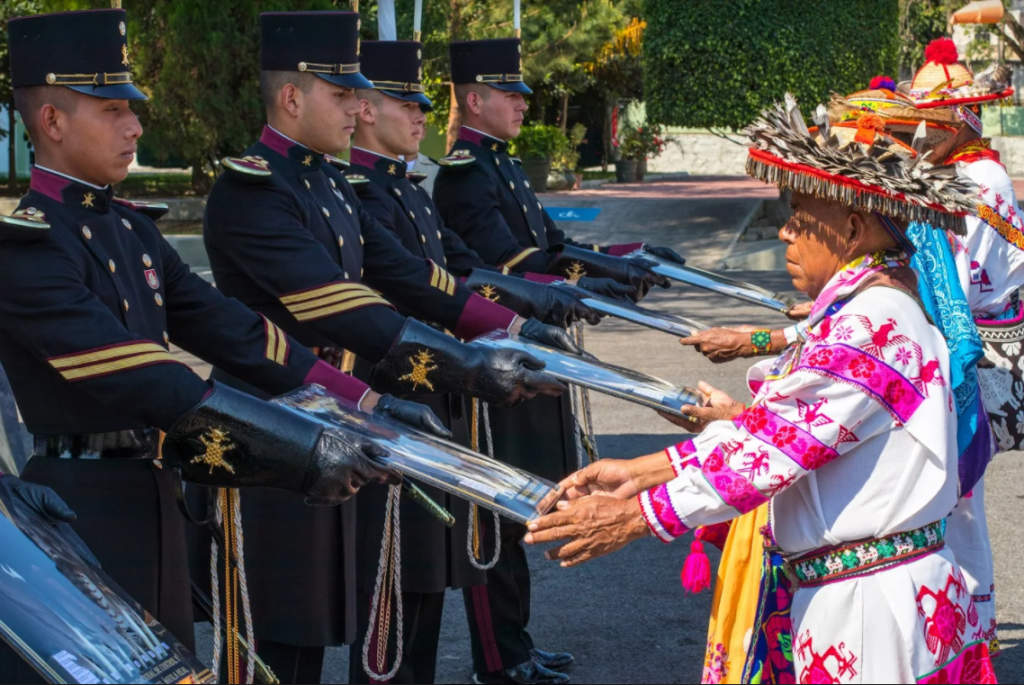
[259,70,319,111]
[12,85,80,142]
[453,83,493,112]
[356,88,384,107]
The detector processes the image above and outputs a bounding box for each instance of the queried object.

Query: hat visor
[66,83,148,101]
[380,89,434,111]
[914,88,1014,110]
[488,81,533,95]
[315,72,375,90]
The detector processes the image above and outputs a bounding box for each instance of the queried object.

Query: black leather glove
[374,394,453,440]
[4,476,76,524]
[304,429,398,506]
[371,319,567,407]
[576,276,637,302]
[548,245,670,302]
[463,269,602,327]
[646,245,686,265]
[518,318,585,355]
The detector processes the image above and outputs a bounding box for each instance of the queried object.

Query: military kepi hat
[261,12,373,90]
[8,9,146,100]
[449,38,532,94]
[361,41,432,110]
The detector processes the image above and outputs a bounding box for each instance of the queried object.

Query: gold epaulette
[220,155,273,180]
[408,171,429,185]
[438,149,476,167]
[0,211,50,242]
[345,173,369,185]
[112,198,170,221]
[510,157,523,166]
[325,154,351,170]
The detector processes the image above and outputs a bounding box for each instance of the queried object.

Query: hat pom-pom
[925,38,960,66]
[680,532,712,594]
[869,75,897,92]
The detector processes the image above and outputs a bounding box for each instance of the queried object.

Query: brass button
[123,299,130,312]
[108,259,116,273]
[537,202,543,210]
[523,204,528,213]
[532,230,538,238]
[330,178,336,188]
[509,181,515,190]
[360,235,365,246]
[344,271,350,279]
[154,293,164,306]
[163,331,169,345]
[525,180,531,188]
[346,204,353,214]
[409,211,416,220]
[338,236,344,248]
[122,218,132,230]
[82,227,92,240]
[420,234,426,244]
[426,207,432,216]
[394,188,402,197]
[142,254,152,267]
[494,158,500,166]
[361,268,364,278]
[322,207,330,218]
[437,230,442,240]
[304,180,311,189]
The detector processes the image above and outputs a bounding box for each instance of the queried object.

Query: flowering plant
[618,123,666,160]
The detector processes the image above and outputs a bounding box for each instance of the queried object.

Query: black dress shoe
[472,659,571,685]
[530,648,575,673]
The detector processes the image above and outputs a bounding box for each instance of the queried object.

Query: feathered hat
[744,94,978,234]
[828,76,960,149]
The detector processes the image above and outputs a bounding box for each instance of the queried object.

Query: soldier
[0,8,452,684]
[343,40,617,684]
[431,37,687,685]
[202,13,575,684]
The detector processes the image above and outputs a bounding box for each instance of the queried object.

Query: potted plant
[511,125,569,193]
[615,124,644,183]
[635,124,666,182]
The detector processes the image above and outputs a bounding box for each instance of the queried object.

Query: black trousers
[256,642,326,685]
[349,590,446,684]
[463,518,534,675]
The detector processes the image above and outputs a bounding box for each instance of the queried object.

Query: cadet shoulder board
[0,211,50,242]
[220,155,273,183]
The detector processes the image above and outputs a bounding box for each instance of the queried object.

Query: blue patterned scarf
[907,221,991,493]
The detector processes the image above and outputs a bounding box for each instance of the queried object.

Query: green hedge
[642,0,899,130]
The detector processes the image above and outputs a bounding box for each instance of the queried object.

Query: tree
[0,0,43,191]
[898,0,974,79]
[643,0,900,131]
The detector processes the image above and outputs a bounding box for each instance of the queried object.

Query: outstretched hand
[663,381,745,433]
[524,496,650,568]
[678,327,759,364]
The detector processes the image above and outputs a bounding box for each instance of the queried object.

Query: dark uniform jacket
[0,166,335,651]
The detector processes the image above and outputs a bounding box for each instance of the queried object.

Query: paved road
[189,178,1021,682]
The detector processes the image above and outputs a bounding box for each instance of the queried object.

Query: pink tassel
[680,536,711,594]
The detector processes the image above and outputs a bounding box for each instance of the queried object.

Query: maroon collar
[458,126,507,153]
[259,125,325,170]
[30,167,112,213]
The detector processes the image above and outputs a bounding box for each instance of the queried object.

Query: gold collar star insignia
[191,428,236,475]
[302,155,313,167]
[82,192,95,208]
[388,163,398,176]
[491,143,499,152]
[399,349,438,392]
[121,44,130,66]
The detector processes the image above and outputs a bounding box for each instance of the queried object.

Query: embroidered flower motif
[804,348,834,367]
[848,355,877,380]
[1016,410,1024,436]
[884,380,908,406]
[895,347,913,366]
[833,325,853,342]
[801,444,835,470]
[743,406,772,434]
[772,425,798,448]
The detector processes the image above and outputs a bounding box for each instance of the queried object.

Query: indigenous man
[527,97,997,684]
[202,13,574,684]
[433,37,689,685]
[0,8,451,684]
[342,39,607,685]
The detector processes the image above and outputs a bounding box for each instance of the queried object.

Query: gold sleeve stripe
[49,342,168,369]
[262,316,290,365]
[280,282,375,306]
[429,261,457,296]
[58,351,179,381]
[292,294,393,322]
[501,247,541,272]
[286,289,389,315]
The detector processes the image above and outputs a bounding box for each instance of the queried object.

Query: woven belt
[783,521,945,588]
[34,428,161,461]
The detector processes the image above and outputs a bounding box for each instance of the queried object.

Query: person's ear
[358,98,376,124]
[845,211,866,248]
[38,104,65,144]
[466,91,482,115]
[279,83,302,118]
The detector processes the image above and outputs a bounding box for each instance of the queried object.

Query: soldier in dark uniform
[202,13,576,684]
[433,39,688,685]
[342,40,621,685]
[0,9,457,685]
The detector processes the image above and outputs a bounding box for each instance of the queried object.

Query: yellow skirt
[702,504,769,684]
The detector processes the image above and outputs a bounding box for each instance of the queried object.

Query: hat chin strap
[875,212,917,256]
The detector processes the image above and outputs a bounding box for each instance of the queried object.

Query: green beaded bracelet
[751,329,772,355]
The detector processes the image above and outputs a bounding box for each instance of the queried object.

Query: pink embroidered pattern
[795,631,859,684]
[646,484,690,539]
[916,641,996,684]
[916,571,975,667]
[702,640,729,685]
[797,343,924,424]
[736,406,840,472]
[667,440,697,477]
[700,446,769,514]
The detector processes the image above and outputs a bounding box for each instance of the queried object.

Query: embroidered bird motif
[795,398,833,429]
[910,359,946,396]
[854,316,913,358]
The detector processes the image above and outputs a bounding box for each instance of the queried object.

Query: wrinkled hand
[472,347,567,406]
[374,395,452,440]
[519,318,586,356]
[524,496,650,567]
[5,476,76,524]
[645,245,686,265]
[786,301,813,321]
[576,277,636,302]
[558,459,643,501]
[305,429,400,505]
[669,380,745,433]
[679,327,758,363]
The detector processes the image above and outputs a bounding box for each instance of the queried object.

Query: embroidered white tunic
[640,264,991,682]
